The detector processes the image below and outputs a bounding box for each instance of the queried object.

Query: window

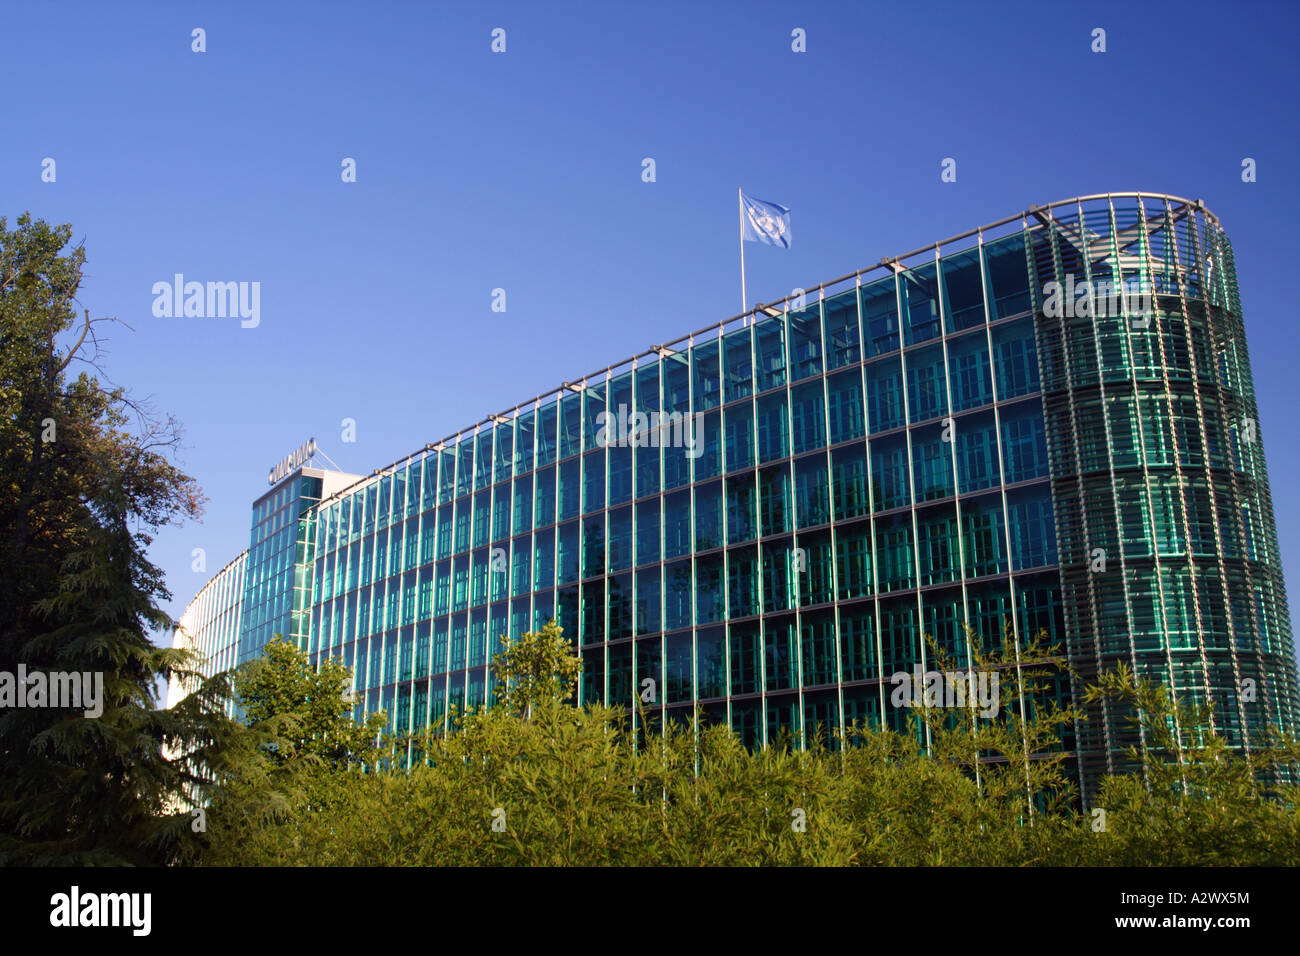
[907,347,947,423]
[557,520,580,584]
[608,506,633,571]
[582,451,605,513]
[636,568,661,635]
[957,416,997,491]
[1007,492,1055,569]
[861,278,899,356]
[823,290,861,369]
[791,380,826,453]
[724,327,754,401]
[866,358,904,433]
[537,402,559,467]
[827,369,865,444]
[729,622,761,694]
[831,445,869,520]
[941,249,985,332]
[759,465,791,536]
[836,525,872,600]
[726,476,757,544]
[839,607,875,683]
[1001,412,1047,483]
[800,611,837,685]
[692,339,722,410]
[901,264,941,345]
[788,306,823,381]
[558,457,581,521]
[663,490,691,558]
[993,320,1039,397]
[756,392,789,462]
[984,236,1031,318]
[663,353,691,415]
[583,386,606,453]
[948,334,993,410]
[694,481,724,551]
[636,499,661,566]
[794,455,830,528]
[870,435,909,511]
[755,318,787,392]
[874,520,914,591]
[918,510,959,585]
[725,401,756,472]
[559,393,583,460]
[727,547,760,618]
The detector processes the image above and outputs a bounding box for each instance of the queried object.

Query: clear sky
[4,0,1298,649]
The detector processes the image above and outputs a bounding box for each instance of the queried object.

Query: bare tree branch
[57,309,93,373]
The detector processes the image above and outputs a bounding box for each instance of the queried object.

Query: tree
[234,637,386,771]
[202,638,387,864]
[0,212,242,865]
[490,619,582,721]
[914,621,1083,818]
[197,621,1300,867]
[1079,664,1300,865]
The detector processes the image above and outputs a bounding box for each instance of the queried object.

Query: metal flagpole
[738,187,748,324]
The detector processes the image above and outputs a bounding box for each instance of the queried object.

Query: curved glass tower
[1029,196,1297,795]
[171,193,1298,802]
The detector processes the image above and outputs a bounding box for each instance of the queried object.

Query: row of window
[1058,387,1260,477]
[1053,473,1268,565]
[1062,556,1290,658]
[310,302,1043,552]
[311,405,1050,601]
[373,679,1046,751]
[308,488,1058,631]
[307,496,1058,662]
[312,352,1043,568]
[332,580,1066,731]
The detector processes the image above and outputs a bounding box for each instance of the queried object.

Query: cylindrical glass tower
[1029,194,1298,799]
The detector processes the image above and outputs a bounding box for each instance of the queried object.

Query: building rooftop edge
[174,547,249,631]
[305,191,1223,513]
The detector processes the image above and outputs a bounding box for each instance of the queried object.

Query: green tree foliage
[201,622,1300,866]
[235,637,386,771]
[1080,664,1300,864]
[0,213,247,865]
[491,619,582,721]
[202,638,386,864]
[914,623,1083,817]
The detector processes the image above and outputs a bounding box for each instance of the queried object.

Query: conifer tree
[0,213,247,864]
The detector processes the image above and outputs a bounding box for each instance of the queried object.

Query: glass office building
[239,470,334,665]
[166,550,247,710]
[170,193,1299,802]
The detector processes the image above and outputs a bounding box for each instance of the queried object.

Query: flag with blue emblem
[740,192,792,248]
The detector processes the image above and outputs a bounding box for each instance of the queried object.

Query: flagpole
[738,187,748,323]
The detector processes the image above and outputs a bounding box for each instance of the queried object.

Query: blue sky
[4,0,1299,645]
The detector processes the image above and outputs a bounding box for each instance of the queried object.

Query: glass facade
[171,193,1299,804]
[1030,196,1297,797]
[166,550,247,710]
[238,472,325,664]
